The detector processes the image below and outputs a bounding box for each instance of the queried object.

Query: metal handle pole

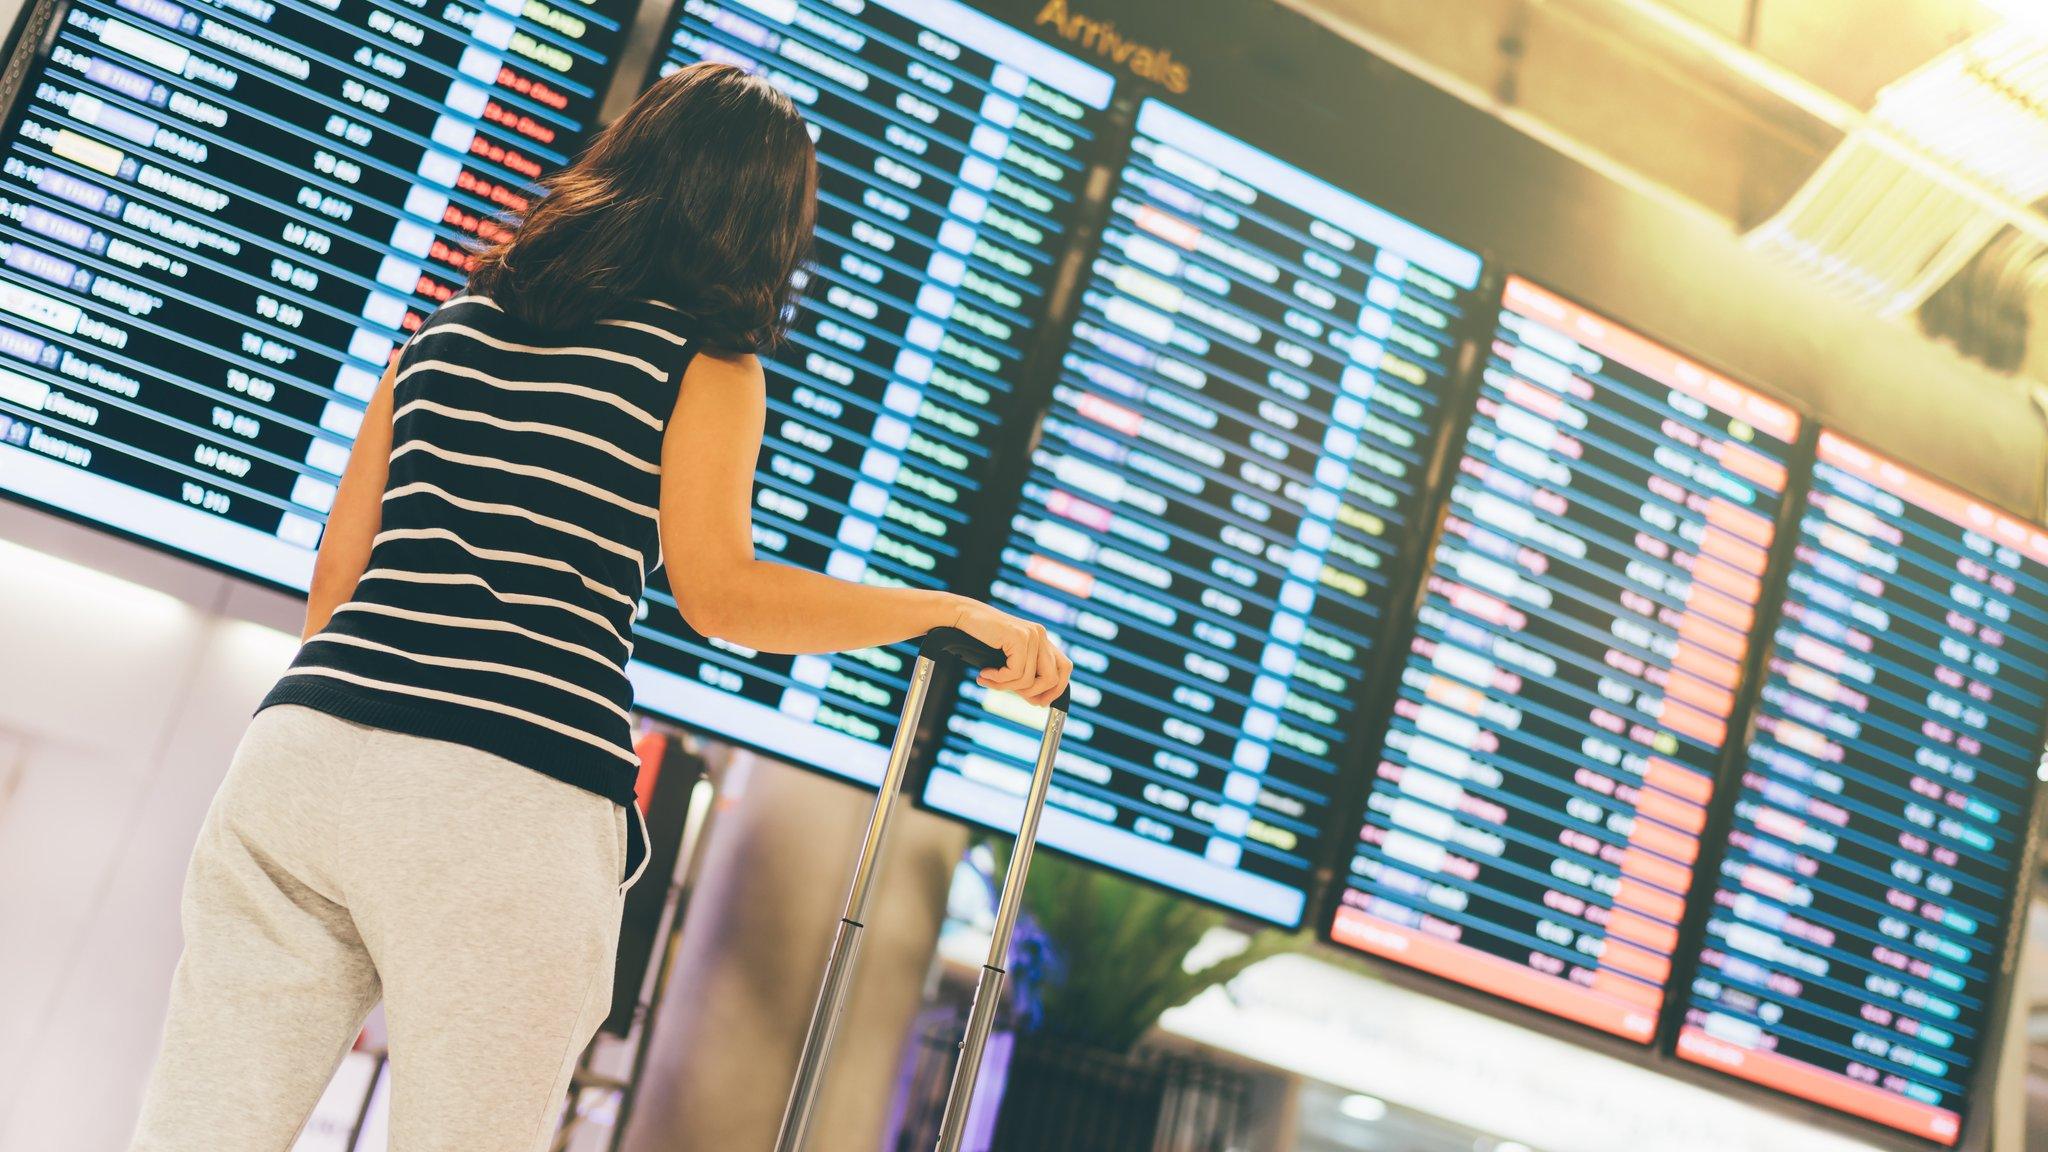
[773,654,937,1152]
[933,705,1067,1152]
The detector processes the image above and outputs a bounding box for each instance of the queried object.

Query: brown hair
[467,63,818,351]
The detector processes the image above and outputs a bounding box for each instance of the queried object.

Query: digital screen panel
[625,0,1114,784]
[0,0,636,587]
[1676,431,2048,1146]
[1327,275,1801,1038]
[922,97,1485,926]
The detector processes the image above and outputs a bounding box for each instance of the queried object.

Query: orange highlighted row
[1628,814,1699,866]
[1636,786,1707,836]
[1504,376,1564,420]
[1424,674,1487,716]
[1622,846,1694,895]
[1704,498,1775,548]
[1133,204,1200,250]
[1684,579,1755,636]
[1671,642,1741,691]
[1329,907,1662,1042]
[1695,528,1777,582]
[1643,758,1714,806]
[1025,554,1093,598]
[1717,445,1789,497]
[1664,668,1734,721]
[1447,585,1515,627]
[1687,553,1769,606]
[1615,877,1687,923]
[1676,612,1746,664]
[1593,969,1663,1009]
[1677,1027,1962,1145]
[1607,909,1679,956]
[1077,393,1143,436]
[1658,698,1727,749]
[1602,936,1672,984]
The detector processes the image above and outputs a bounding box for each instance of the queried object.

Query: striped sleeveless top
[262,294,695,809]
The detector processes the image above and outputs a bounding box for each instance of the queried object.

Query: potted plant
[958,846,1294,1152]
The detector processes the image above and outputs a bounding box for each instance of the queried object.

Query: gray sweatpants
[130,704,646,1152]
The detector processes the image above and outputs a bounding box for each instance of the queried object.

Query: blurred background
[2,1,2048,1150]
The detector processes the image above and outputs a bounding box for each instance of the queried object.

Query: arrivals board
[1675,431,2048,1146]
[1327,276,1802,1038]
[625,0,1115,784]
[0,0,636,588]
[921,97,1485,927]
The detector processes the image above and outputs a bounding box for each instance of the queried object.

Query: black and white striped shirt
[263,295,694,808]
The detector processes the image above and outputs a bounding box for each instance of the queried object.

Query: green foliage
[1007,847,1297,1053]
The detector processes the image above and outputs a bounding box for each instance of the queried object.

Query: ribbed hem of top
[258,678,640,808]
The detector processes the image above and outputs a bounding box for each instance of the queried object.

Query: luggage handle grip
[918,627,1069,713]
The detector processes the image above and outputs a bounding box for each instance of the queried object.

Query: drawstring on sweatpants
[622,801,651,893]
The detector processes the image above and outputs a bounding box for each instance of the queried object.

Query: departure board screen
[921,97,1485,926]
[0,0,635,587]
[624,0,1113,784]
[1675,431,2048,1145]
[1327,276,1801,1037]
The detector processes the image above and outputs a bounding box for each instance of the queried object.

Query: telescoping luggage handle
[773,628,1069,1152]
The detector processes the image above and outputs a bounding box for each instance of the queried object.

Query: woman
[131,62,1070,1151]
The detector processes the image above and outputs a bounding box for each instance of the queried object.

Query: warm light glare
[1338,1094,1388,1122]
[0,537,189,620]
[1981,0,2047,33]
[220,618,301,671]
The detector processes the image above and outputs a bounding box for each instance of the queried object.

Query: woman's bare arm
[301,357,398,642]
[659,351,1069,706]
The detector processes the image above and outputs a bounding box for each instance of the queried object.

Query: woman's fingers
[979,620,1031,689]
[1027,629,1062,705]
[955,602,1070,706]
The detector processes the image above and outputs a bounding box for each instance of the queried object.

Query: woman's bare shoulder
[681,348,764,388]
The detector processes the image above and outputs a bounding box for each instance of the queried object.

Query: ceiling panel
[1658,0,1753,37]
[1753,0,1990,104]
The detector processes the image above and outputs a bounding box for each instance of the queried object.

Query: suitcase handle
[918,625,1004,667]
[777,627,1071,1152]
[917,626,1071,713]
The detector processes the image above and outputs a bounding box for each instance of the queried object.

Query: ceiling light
[1748,24,2048,317]
[1338,1093,1388,1122]
[1980,0,2048,39]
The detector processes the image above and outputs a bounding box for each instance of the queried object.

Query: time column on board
[626,0,1116,783]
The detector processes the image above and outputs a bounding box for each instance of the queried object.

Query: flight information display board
[1675,431,2048,1146]
[1327,275,1802,1037]
[624,0,1114,784]
[921,97,1485,927]
[0,0,635,587]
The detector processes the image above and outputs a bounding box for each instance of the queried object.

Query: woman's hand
[951,598,1073,708]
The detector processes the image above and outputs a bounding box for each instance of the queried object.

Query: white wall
[0,500,303,1151]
